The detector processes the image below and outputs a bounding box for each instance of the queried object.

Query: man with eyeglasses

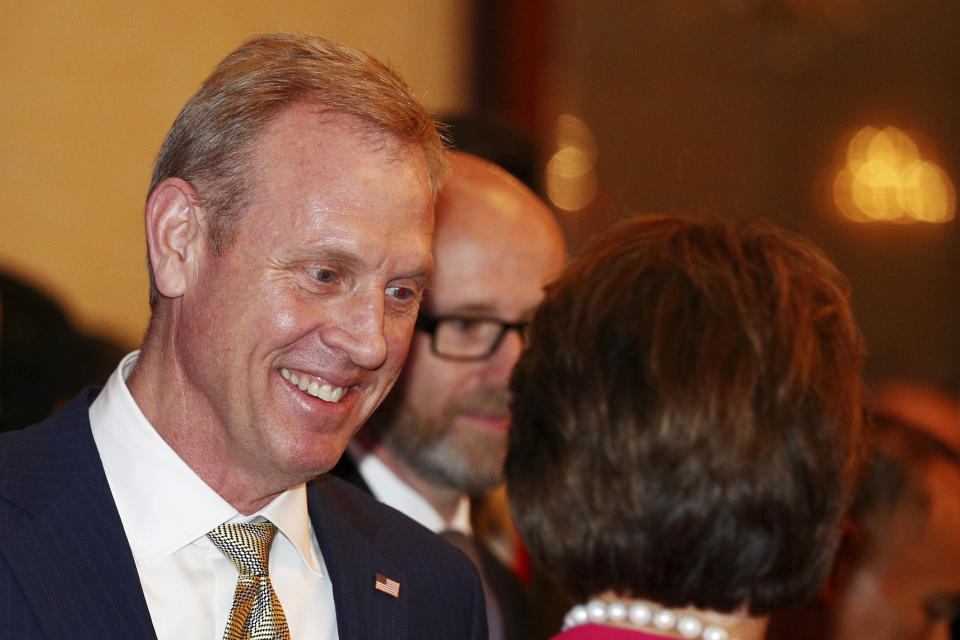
[332,150,567,640]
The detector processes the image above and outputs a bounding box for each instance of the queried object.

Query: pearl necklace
[563,599,738,640]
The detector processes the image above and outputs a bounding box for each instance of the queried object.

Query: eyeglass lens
[434,318,506,358]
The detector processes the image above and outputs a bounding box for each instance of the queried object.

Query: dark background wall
[469,0,959,390]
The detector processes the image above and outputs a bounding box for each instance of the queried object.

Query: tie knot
[207,521,277,577]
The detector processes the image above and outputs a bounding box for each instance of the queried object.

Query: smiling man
[0,34,486,640]
[333,151,567,640]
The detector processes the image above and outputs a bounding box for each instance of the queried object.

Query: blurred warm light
[546,114,599,211]
[902,162,956,223]
[555,114,598,159]
[833,126,955,224]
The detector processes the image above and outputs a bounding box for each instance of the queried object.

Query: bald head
[433,152,566,296]
[438,151,556,224]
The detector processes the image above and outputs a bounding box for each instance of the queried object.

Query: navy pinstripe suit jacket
[0,388,487,639]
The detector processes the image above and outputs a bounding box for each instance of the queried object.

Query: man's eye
[387,286,416,301]
[450,318,481,332]
[312,269,335,283]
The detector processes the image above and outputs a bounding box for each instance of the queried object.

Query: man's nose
[321,292,388,370]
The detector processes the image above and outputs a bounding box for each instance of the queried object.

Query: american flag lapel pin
[375,573,400,598]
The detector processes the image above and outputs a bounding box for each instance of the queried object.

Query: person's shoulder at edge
[0,387,102,463]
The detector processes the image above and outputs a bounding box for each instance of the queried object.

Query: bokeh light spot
[546,114,599,212]
[834,125,955,224]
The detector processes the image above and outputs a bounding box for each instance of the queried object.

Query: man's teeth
[279,368,346,403]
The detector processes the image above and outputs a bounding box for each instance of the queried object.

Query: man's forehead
[245,106,429,196]
[425,233,556,318]
[249,104,417,174]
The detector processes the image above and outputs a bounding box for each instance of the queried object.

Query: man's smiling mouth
[280,368,347,403]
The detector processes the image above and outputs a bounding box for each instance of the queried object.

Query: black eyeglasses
[416,314,529,361]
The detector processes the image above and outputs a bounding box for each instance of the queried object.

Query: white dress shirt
[346,440,472,535]
[89,351,338,640]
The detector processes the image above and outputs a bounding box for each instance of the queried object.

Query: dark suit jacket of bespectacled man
[0,33,487,640]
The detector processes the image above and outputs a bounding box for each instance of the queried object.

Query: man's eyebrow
[290,244,433,281]
[433,303,534,321]
[286,246,362,272]
[435,303,497,316]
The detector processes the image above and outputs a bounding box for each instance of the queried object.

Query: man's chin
[274,431,355,480]
[422,438,507,495]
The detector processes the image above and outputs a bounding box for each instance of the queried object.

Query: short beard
[379,388,511,496]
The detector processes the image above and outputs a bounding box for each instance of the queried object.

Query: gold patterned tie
[207,521,291,640]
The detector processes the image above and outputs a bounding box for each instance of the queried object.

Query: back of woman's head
[506,214,865,615]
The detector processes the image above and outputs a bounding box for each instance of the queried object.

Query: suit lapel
[308,475,409,640]
[329,451,372,494]
[0,391,156,640]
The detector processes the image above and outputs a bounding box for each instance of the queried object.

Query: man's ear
[145,178,205,300]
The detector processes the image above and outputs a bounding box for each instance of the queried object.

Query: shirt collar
[89,351,321,574]
[347,440,472,535]
[255,484,322,574]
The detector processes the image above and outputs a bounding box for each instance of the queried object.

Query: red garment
[551,623,678,639]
